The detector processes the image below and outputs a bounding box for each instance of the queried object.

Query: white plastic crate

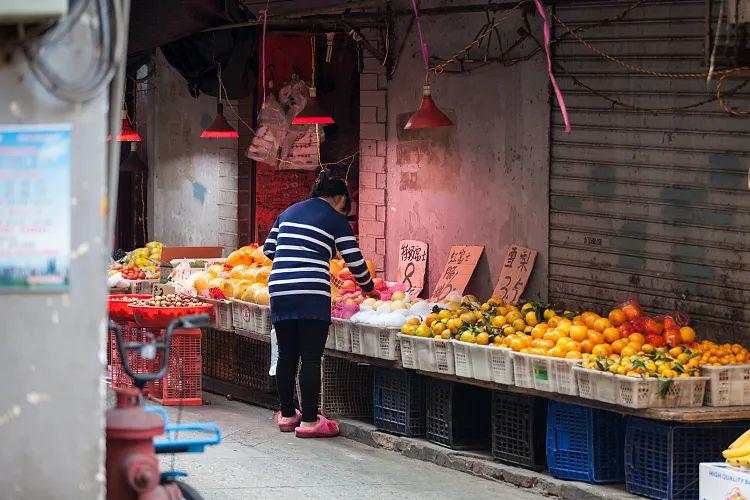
[510,351,534,389]
[349,323,364,355]
[359,324,399,360]
[325,329,336,349]
[202,297,234,332]
[331,318,352,352]
[488,346,514,385]
[574,366,709,408]
[453,342,493,381]
[252,304,271,335]
[231,299,256,333]
[397,334,418,369]
[702,364,750,407]
[510,352,579,395]
[427,338,455,375]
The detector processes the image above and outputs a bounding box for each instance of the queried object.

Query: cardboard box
[700,463,750,500]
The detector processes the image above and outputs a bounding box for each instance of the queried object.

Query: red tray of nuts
[129,294,214,328]
[108,294,152,322]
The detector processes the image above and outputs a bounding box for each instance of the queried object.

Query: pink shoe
[274,409,302,432]
[294,415,340,438]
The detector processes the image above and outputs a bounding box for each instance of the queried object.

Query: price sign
[492,245,537,304]
[429,245,484,302]
[397,240,428,298]
[152,283,175,297]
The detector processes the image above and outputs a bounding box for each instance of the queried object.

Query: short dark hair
[310,169,351,213]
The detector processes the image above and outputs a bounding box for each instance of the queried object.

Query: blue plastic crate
[625,417,747,500]
[546,401,625,483]
[373,368,425,437]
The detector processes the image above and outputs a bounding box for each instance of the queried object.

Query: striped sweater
[263,197,374,323]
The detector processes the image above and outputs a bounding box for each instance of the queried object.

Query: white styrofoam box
[700,463,750,500]
[702,364,750,407]
[488,346,514,385]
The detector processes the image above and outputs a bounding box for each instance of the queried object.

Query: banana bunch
[723,430,750,467]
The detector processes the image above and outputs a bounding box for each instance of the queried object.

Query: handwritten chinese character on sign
[397,240,428,298]
[429,245,484,302]
[493,245,537,304]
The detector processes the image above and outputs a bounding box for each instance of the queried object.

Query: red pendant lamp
[291,35,334,126]
[107,107,142,142]
[201,102,239,139]
[405,84,452,129]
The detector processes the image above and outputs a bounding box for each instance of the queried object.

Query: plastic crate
[491,391,547,470]
[575,366,708,409]
[453,342,492,381]
[360,325,400,360]
[331,318,352,352]
[546,401,625,483]
[413,338,455,375]
[231,299,257,334]
[397,334,419,369]
[488,346,514,385]
[625,418,747,500]
[202,298,234,332]
[148,328,203,406]
[349,323,364,355]
[235,333,272,393]
[319,356,373,418]
[201,328,236,383]
[425,378,491,449]
[529,354,579,396]
[511,351,535,388]
[702,364,750,406]
[110,322,141,390]
[373,368,425,437]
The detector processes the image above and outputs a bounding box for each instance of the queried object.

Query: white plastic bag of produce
[269,327,278,376]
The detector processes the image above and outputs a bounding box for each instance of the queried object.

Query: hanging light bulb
[291,35,334,126]
[201,102,239,139]
[404,84,452,129]
[121,142,147,172]
[201,64,239,139]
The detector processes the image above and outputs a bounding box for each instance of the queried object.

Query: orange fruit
[548,347,564,358]
[622,303,641,320]
[557,318,572,334]
[592,317,611,333]
[569,324,588,342]
[610,339,629,355]
[641,343,654,354]
[543,330,562,343]
[628,333,645,346]
[539,339,556,350]
[592,344,612,357]
[679,326,696,344]
[582,312,599,328]
[603,327,621,344]
[588,331,605,345]
[566,351,582,359]
[547,316,561,328]
[580,339,594,354]
[620,345,638,357]
[425,313,439,327]
[608,308,627,326]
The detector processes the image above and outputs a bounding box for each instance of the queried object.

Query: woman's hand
[365,289,380,300]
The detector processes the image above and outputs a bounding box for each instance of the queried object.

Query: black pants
[274,319,329,422]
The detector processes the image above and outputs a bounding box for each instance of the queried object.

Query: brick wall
[358,28,388,273]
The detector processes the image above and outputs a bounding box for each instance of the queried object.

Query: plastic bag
[269,328,278,376]
[617,298,644,321]
[246,94,287,166]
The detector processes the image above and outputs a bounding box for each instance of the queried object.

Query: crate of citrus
[696,340,750,406]
[575,347,708,408]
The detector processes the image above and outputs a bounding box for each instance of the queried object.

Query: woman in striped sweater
[263,171,377,438]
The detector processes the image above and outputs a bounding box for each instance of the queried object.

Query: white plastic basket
[702,364,750,407]
[397,334,418,369]
[511,352,579,395]
[510,351,535,389]
[331,318,352,352]
[230,299,256,333]
[325,328,336,349]
[427,338,455,375]
[202,297,234,332]
[488,346,514,385]
[349,323,364,355]
[252,304,271,335]
[574,366,708,409]
[359,324,399,360]
[453,342,493,381]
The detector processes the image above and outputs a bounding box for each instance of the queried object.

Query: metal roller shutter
[549,0,750,342]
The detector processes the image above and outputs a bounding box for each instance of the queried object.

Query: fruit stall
[107,242,750,500]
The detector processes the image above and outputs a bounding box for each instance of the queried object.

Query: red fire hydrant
[106,388,182,500]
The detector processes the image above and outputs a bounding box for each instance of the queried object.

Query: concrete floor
[159,392,546,500]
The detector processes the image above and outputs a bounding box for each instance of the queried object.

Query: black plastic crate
[319,356,373,419]
[425,378,491,449]
[491,391,547,470]
[373,368,425,437]
[625,417,747,500]
[546,401,625,484]
[202,328,236,383]
[235,334,272,393]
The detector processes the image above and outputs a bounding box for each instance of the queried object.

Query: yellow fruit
[493,335,504,345]
[525,311,539,326]
[570,325,588,342]
[547,316,561,328]
[581,311,599,328]
[460,331,476,343]
[620,345,638,357]
[476,332,490,345]
[641,343,654,354]
[401,324,417,335]
[432,323,446,335]
[490,315,506,328]
[512,319,527,332]
[566,351,583,360]
[593,317,611,333]
[503,326,516,336]
[592,344,612,357]
[460,312,478,324]
[669,346,684,357]
[588,331,605,345]
[543,309,556,321]
[415,324,431,337]
[440,331,452,340]
[557,318,573,334]
[629,333,645,346]
[425,313,439,327]
[548,347,565,358]
[447,318,463,331]
[603,327,621,344]
[505,311,523,323]
[679,326,696,344]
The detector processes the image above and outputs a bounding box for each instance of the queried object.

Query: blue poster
[0,124,71,292]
